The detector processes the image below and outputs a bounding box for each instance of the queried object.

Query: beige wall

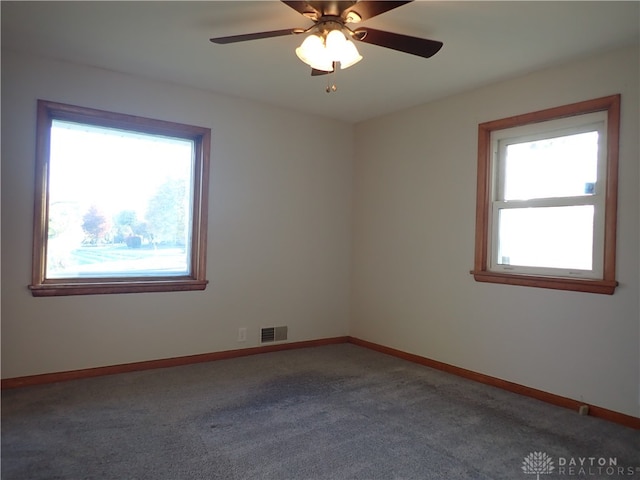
[1,51,353,378]
[352,46,639,417]
[2,45,639,418]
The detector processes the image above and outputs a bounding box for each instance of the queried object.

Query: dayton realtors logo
[522,452,555,479]
[522,452,640,478]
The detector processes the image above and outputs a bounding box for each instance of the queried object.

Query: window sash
[494,121,605,202]
[488,115,607,279]
[489,199,605,278]
[30,100,211,297]
[45,120,197,280]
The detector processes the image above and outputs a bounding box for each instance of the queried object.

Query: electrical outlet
[237,327,247,342]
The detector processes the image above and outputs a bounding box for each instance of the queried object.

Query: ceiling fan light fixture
[325,29,347,57]
[309,57,335,72]
[295,34,323,62]
[338,39,362,69]
[295,27,362,71]
[295,34,333,71]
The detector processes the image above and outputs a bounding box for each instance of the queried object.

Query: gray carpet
[2,344,639,479]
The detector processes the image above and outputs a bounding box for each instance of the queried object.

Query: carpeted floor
[2,344,639,479]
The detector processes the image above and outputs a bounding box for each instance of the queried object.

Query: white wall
[1,51,353,378]
[352,46,640,417]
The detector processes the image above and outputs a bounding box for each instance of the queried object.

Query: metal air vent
[261,326,288,343]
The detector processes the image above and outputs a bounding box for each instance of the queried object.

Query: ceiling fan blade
[344,1,412,22]
[354,28,443,58]
[319,1,359,17]
[281,1,321,19]
[210,29,296,44]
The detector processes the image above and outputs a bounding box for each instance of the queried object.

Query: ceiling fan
[210,1,443,89]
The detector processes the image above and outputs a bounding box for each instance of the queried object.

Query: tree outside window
[30,100,210,296]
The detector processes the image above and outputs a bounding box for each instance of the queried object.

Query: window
[472,95,620,294]
[30,100,211,296]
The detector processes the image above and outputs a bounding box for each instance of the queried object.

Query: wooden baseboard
[3,334,637,430]
[0,336,349,389]
[348,336,640,430]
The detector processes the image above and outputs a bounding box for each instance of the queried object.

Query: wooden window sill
[29,279,208,297]
[471,270,617,295]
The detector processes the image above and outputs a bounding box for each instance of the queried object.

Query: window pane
[502,131,599,201]
[497,205,594,270]
[46,120,194,279]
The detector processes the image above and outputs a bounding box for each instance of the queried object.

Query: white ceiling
[2,1,638,123]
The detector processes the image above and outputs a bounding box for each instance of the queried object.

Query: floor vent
[261,326,288,343]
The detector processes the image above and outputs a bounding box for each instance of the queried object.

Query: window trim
[30,100,211,297]
[471,95,620,294]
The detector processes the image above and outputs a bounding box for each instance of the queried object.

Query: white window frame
[489,113,607,279]
[472,95,620,295]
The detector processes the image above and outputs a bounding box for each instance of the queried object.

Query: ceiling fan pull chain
[326,61,338,93]
[332,61,338,92]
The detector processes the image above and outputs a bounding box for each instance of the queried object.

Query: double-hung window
[472,95,620,294]
[30,100,211,296]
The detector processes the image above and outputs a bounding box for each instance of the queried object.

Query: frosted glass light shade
[339,40,362,69]
[295,34,323,63]
[325,30,347,58]
[295,30,362,71]
[295,34,333,71]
